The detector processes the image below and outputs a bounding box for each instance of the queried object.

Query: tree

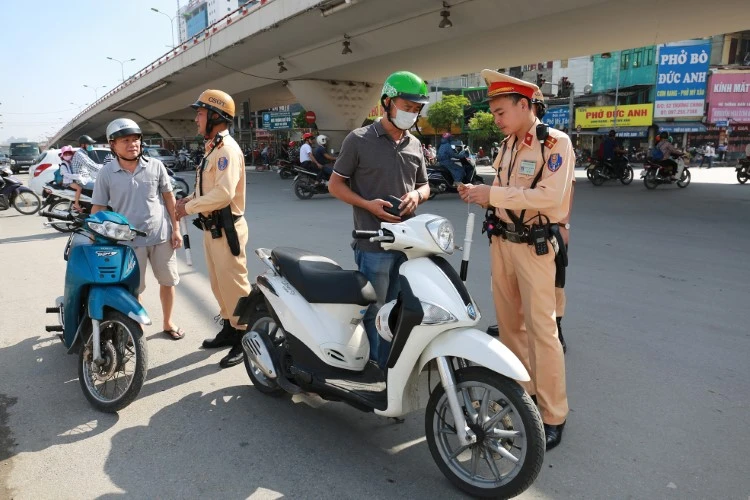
[426,95,470,133]
[467,111,503,143]
[294,109,313,128]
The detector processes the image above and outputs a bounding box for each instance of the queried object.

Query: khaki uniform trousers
[555,287,567,317]
[203,216,251,329]
[490,236,568,425]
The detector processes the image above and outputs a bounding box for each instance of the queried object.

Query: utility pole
[568,82,576,144]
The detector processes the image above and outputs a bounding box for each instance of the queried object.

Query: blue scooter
[42,210,151,413]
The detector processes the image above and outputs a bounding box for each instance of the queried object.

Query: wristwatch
[416,190,424,202]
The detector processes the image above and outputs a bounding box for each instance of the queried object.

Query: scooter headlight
[420,301,457,325]
[88,220,136,241]
[426,218,454,254]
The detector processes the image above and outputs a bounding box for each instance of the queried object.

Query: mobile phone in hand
[383,195,402,217]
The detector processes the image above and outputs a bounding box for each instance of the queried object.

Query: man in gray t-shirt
[92,118,185,340]
[329,71,430,368]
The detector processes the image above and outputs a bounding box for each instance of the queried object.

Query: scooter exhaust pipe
[241,330,277,379]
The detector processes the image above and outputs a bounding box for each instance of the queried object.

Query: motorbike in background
[292,164,330,199]
[0,165,41,214]
[589,155,634,186]
[427,152,485,200]
[735,158,750,184]
[641,155,691,189]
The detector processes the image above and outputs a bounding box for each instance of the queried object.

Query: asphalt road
[1,166,749,499]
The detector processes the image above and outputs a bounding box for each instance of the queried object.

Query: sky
[0,0,183,145]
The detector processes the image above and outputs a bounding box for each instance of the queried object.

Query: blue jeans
[440,160,465,185]
[353,249,407,369]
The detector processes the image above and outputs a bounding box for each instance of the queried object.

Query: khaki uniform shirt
[185,131,246,217]
[490,119,574,226]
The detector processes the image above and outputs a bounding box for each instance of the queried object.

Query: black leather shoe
[544,421,566,451]
[202,320,234,349]
[486,324,499,337]
[556,317,567,354]
[219,344,244,368]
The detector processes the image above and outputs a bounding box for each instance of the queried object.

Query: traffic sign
[715,120,729,128]
[305,111,316,124]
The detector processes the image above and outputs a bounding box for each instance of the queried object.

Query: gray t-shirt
[91,157,173,247]
[333,120,428,252]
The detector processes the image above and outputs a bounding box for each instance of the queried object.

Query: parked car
[28,147,112,195]
[143,147,177,169]
[0,153,10,166]
[10,142,41,173]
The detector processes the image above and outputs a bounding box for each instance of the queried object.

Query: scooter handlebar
[39,211,75,221]
[352,230,380,239]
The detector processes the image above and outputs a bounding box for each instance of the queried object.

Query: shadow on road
[100,385,468,499]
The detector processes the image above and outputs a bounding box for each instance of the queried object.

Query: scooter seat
[271,247,377,306]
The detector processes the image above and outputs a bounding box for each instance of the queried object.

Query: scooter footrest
[46,307,60,313]
[45,325,63,332]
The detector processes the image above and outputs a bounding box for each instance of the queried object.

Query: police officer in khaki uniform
[176,89,251,368]
[459,70,573,450]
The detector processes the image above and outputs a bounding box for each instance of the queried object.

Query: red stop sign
[305,111,316,124]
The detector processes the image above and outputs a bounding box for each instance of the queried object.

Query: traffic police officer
[459,70,573,450]
[176,89,251,368]
[532,88,572,353]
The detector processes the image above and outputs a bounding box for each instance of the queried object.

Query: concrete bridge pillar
[285,79,382,150]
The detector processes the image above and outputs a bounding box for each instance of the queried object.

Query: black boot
[219,327,246,368]
[557,317,567,354]
[202,319,235,349]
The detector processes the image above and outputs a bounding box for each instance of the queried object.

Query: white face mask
[391,108,419,130]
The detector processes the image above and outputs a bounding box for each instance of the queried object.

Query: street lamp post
[151,7,176,48]
[107,57,136,83]
[83,84,107,100]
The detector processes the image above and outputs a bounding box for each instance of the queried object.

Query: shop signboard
[707,72,750,124]
[654,40,711,118]
[575,104,653,128]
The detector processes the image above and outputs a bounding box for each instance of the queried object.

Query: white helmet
[375,300,397,343]
[316,135,328,147]
[106,118,142,141]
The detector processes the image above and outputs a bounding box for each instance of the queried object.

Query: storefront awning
[596,127,649,138]
[655,122,706,133]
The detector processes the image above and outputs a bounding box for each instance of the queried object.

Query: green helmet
[381,71,429,104]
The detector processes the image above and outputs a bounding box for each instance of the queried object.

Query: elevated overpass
[51,0,749,148]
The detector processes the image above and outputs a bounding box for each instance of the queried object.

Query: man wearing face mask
[329,70,430,369]
[72,135,102,183]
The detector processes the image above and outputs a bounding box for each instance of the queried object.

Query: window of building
[632,49,643,68]
[620,51,630,70]
[645,47,655,66]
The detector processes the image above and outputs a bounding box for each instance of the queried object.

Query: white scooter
[234,213,545,498]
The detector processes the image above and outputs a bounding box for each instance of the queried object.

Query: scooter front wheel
[13,190,41,215]
[78,311,147,413]
[425,366,544,499]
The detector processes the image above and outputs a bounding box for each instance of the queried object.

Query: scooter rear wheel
[425,366,544,499]
[243,307,284,396]
[293,177,315,200]
[78,311,147,413]
[46,199,76,232]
